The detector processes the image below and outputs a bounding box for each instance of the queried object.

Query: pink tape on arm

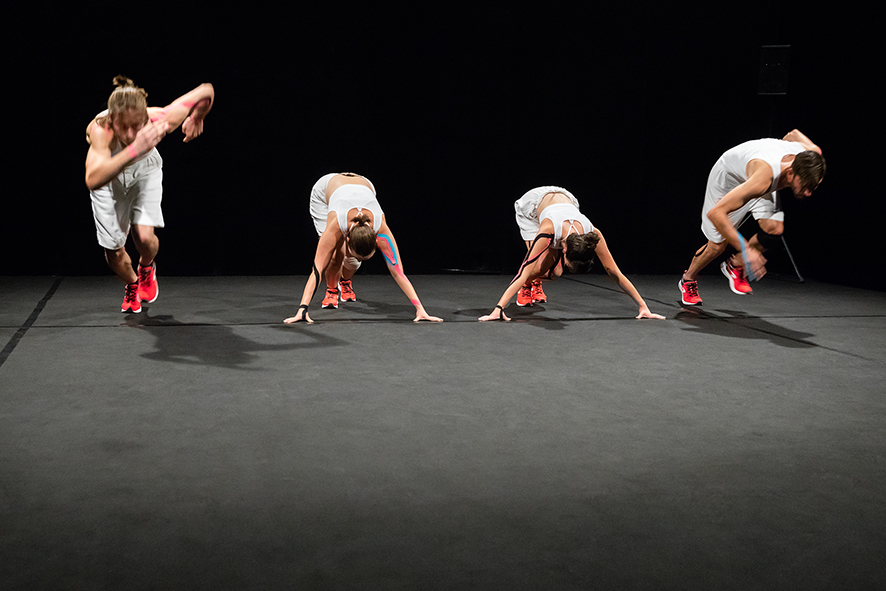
[126,144,138,159]
[377,234,420,307]
[377,234,405,278]
[170,100,198,114]
[151,101,198,123]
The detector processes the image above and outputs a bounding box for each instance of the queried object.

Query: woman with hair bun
[85,76,214,313]
[479,186,664,321]
[285,173,442,324]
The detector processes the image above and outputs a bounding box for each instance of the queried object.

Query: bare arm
[782,129,821,154]
[375,220,442,322]
[284,224,341,324]
[705,160,772,277]
[593,230,664,319]
[149,83,214,142]
[707,160,772,252]
[479,233,553,321]
[84,119,167,191]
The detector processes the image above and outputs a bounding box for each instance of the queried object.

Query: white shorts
[701,159,783,243]
[514,186,580,241]
[309,173,339,236]
[90,149,164,250]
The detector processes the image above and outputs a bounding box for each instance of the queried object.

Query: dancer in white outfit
[85,76,214,313]
[678,129,825,306]
[479,187,664,321]
[285,173,442,324]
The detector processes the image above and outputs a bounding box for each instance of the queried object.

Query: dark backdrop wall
[4,3,882,290]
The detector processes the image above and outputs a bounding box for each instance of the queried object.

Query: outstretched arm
[592,230,664,319]
[148,83,214,142]
[479,234,553,321]
[782,129,821,154]
[284,227,340,324]
[375,220,442,322]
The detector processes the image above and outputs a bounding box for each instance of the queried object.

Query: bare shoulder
[377,216,390,234]
[746,158,774,180]
[86,114,112,148]
[592,228,611,254]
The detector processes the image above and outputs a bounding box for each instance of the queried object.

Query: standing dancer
[284,173,442,324]
[679,129,825,305]
[479,186,664,321]
[85,76,214,313]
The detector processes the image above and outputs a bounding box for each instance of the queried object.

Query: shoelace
[684,281,699,296]
[340,281,354,294]
[124,283,139,301]
[138,265,153,284]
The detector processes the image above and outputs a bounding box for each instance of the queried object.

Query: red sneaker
[516,283,533,307]
[137,262,159,303]
[531,280,547,303]
[679,278,702,306]
[121,282,142,313]
[721,260,753,295]
[339,279,356,302]
[321,288,339,309]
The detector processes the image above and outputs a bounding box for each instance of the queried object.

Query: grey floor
[1,273,885,590]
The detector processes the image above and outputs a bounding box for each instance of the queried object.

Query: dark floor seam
[0,277,64,369]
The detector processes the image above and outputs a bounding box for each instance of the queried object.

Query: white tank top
[539,203,594,249]
[328,184,384,234]
[720,139,806,192]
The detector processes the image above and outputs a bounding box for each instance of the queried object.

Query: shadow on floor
[450,304,568,330]
[122,313,350,369]
[675,306,816,349]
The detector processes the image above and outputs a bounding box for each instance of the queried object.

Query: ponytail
[106,75,148,125]
[563,231,600,274]
[349,212,372,228]
[347,213,377,259]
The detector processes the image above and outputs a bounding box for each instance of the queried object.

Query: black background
[4,2,882,290]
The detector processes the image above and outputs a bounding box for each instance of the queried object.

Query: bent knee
[757,220,784,235]
[131,225,157,244]
[104,247,128,262]
[709,240,728,253]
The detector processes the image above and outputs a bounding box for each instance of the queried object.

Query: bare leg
[683,240,727,281]
[747,219,784,254]
[326,243,345,289]
[105,247,138,284]
[131,224,159,267]
[522,240,532,283]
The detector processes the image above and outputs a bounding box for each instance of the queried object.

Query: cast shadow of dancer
[122,313,348,369]
[451,305,568,330]
[346,297,418,319]
[675,306,817,349]
[342,297,456,323]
